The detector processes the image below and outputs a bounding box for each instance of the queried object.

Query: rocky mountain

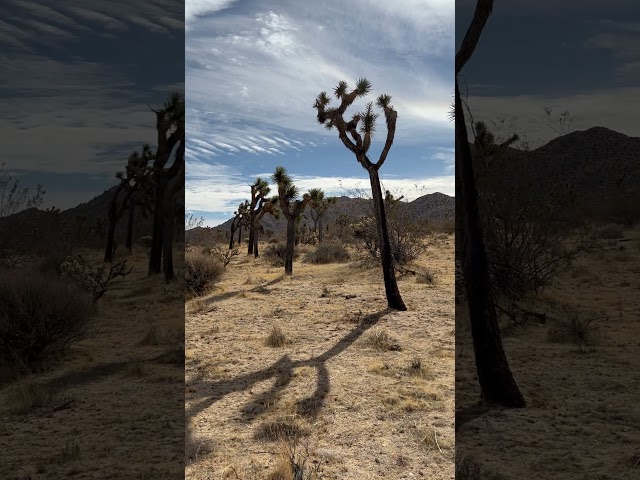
[478,127,640,200]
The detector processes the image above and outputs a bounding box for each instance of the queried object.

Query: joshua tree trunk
[163,209,175,281]
[253,229,259,258]
[148,174,166,275]
[229,226,235,249]
[238,225,242,245]
[126,204,135,252]
[368,167,406,311]
[455,0,525,407]
[162,160,184,282]
[248,218,255,254]
[318,217,324,243]
[104,202,117,262]
[456,78,525,407]
[285,219,295,275]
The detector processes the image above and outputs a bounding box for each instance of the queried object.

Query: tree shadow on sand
[185,308,391,449]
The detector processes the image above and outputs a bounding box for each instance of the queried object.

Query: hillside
[190,192,455,243]
[0,184,184,250]
[478,126,640,200]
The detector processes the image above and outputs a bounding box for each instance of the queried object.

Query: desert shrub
[592,223,625,240]
[0,272,94,369]
[547,306,602,352]
[351,215,427,270]
[39,253,69,276]
[263,242,299,267]
[184,251,224,295]
[303,241,350,264]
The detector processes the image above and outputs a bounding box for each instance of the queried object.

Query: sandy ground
[456,229,640,479]
[0,247,185,479]
[185,238,455,480]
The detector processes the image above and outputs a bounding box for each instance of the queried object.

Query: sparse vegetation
[184,251,224,295]
[303,241,350,264]
[0,272,94,371]
[265,324,288,347]
[264,242,300,267]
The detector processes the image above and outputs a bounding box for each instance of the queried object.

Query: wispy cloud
[187,1,454,158]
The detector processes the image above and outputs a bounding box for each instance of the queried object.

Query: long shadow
[39,348,183,393]
[186,309,390,426]
[205,275,286,303]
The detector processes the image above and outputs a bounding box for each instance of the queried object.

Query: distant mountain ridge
[188,192,455,242]
[476,126,640,201]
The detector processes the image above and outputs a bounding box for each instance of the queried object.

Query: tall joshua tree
[252,196,279,258]
[308,188,335,243]
[247,178,270,255]
[272,166,311,275]
[456,0,525,407]
[104,145,153,262]
[314,78,406,311]
[148,91,185,277]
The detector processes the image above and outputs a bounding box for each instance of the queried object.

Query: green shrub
[0,272,94,369]
[185,251,224,295]
[303,242,350,264]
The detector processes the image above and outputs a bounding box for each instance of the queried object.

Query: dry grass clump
[416,269,437,285]
[0,272,94,371]
[303,242,350,264]
[363,328,402,351]
[267,440,323,480]
[185,251,224,295]
[254,417,308,442]
[266,324,288,347]
[2,379,53,414]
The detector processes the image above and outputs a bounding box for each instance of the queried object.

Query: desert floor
[456,229,640,479]
[0,247,185,479]
[185,238,455,480]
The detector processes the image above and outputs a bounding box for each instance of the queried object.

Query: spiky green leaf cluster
[359,102,379,135]
[355,78,372,96]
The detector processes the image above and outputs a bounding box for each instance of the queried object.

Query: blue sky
[457,0,640,147]
[1,0,184,211]
[186,0,455,227]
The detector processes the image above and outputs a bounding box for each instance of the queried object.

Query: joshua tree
[104,145,153,262]
[271,166,311,275]
[247,178,270,255]
[252,196,279,257]
[313,78,406,311]
[148,91,185,277]
[229,201,249,249]
[308,188,336,243]
[456,0,525,407]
